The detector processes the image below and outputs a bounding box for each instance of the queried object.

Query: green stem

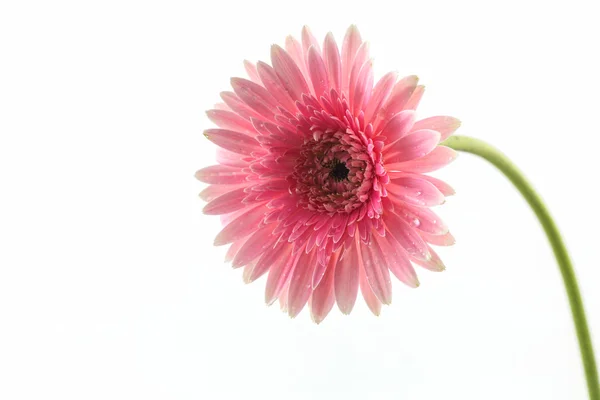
[442,135,599,399]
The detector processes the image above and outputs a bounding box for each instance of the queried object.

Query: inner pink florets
[287,92,388,219]
[290,128,376,213]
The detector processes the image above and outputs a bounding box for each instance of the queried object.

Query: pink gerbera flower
[196,25,459,323]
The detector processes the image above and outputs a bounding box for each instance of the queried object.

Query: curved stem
[442,135,599,399]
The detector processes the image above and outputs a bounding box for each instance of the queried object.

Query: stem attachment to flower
[443,135,599,400]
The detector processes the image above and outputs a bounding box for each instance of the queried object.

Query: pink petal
[278,279,290,312]
[203,187,249,215]
[285,35,309,81]
[310,251,338,324]
[351,59,374,114]
[341,25,363,93]
[213,204,266,246]
[206,109,256,135]
[215,148,250,168]
[384,212,431,262]
[204,129,261,156]
[249,243,291,283]
[334,244,359,314]
[405,85,425,110]
[307,46,329,100]
[312,248,330,289]
[412,116,461,141]
[387,176,445,207]
[199,183,246,202]
[419,174,455,196]
[377,110,416,141]
[271,44,311,102]
[220,91,263,121]
[373,235,419,288]
[374,75,418,130]
[364,71,397,123]
[421,231,456,246]
[195,165,248,185]
[411,245,445,272]
[385,129,441,164]
[256,61,298,113]
[387,146,457,173]
[265,249,301,305]
[242,262,256,283]
[230,77,278,121]
[395,204,448,235]
[225,237,248,263]
[287,250,317,318]
[360,240,393,304]
[232,223,278,268]
[348,42,370,104]
[301,26,321,57]
[358,246,381,316]
[243,60,261,84]
[322,32,342,93]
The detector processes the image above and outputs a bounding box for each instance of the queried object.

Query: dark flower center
[329,160,349,181]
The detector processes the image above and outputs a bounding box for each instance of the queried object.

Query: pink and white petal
[285,35,310,81]
[358,246,382,316]
[374,235,419,288]
[387,146,458,173]
[310,251,339,324]
[341,25,363,93]
[243,60,261,84]
[278,279,290,312]
[225,237,248,264]
[364,71,398,123]
[301,25,321,57]
[220,91,263,121]
[411,245,446,272]
[386,176,446,207]
[204,129,262,156]
[199,183,247,202]
[412,116,461,141]
[195,165,248,185]
[360,240,393,304]
[384,212,431,261]
[230,78,279,121]
[377,110,416,141]
[307,46,329,100]
[405,85,425,110]
[322,32,342,93]
[249,243,291,283]
[394,203,449,235]
[419,174,455,196]
[232,223,278,268]
[287,250,318,318]
[348,42,370,102]
[351,59,374,114]
[421,231,456,246]
[214,204,266,246]
[256,61,298,113]
[215,148,251,168]
[265,249,301,305]
[334,244,359,314]
[203,187,249,215]
[242,262,256,283]
[271,44,311,102]
[374,75,418,130]
[385,129,441,164]
[206,109,256,135]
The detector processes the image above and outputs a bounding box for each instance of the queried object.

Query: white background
[1,0,599,399]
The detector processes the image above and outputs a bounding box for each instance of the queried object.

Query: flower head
[196,26,459,322]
